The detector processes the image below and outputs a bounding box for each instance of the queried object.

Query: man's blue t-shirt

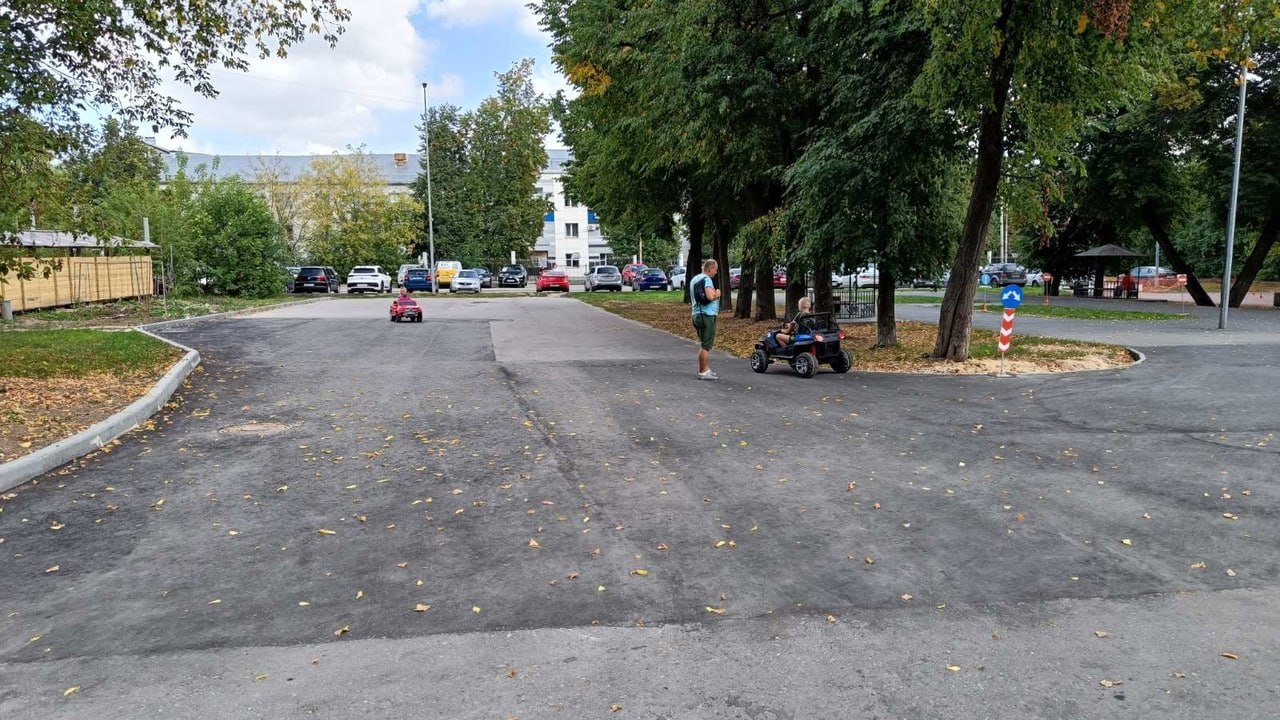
[690,273,719,317]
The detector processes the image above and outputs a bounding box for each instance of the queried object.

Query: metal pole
[1219,66,1248,329]
[422,82,437,294]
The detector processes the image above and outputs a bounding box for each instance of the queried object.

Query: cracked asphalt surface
[2,296,1278,719]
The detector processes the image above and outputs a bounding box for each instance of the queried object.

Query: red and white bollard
[997,307,1016,377]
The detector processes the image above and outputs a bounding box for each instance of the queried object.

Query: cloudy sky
[157,0,568,155]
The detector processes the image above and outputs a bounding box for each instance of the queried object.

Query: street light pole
[422,82,437,294]
[1219,65,1248,329]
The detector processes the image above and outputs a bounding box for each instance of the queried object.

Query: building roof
[163,152,422,186]
[6,230,155,249]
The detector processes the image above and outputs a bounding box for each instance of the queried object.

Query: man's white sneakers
[698,370,719,380]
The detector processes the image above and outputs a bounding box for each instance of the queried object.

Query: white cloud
[162,0,434,154]
[424,0,544,38]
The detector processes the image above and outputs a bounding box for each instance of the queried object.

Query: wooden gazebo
[0,230,157,312]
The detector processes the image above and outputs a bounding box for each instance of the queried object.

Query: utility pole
[422,82,437,294]
[1219,65,1248,329]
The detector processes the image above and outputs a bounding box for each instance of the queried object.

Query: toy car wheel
[831,349,853,374]
[792,352,818,379]
[750,349,770,373]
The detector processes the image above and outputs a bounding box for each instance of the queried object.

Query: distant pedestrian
[690,259,721,380]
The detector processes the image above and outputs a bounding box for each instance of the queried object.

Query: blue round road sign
[1001,285,1024,310]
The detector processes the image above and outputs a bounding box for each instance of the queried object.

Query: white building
[533,149,612,276]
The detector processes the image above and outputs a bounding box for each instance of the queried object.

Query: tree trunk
[813,252,833,316]
[1229,213,1280,308]
[785,273,806,319]
[933,0,1018,361]
[712,215,734,314]
[754,257,776,321]
[1140,203,1215,306]
[682,202,704,306]
[876,268,897,347]
[736,261,754,318]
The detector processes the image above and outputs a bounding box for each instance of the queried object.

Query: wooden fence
[0,256,154,312]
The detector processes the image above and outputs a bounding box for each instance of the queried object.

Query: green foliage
[303,149,420,277]
[414,61,551,267]
[1,1,349,135]
[189,176,289,298]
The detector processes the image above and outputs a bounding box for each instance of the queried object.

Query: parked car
[389,295,422,323]
[830,273,844,289]
[1024,269,1044,287]
[621,263,648,286]
[1129,266,1177,283]
[285,266,300,293]
[435,260,462,288]
[979,263,1028,286]
[635,267,670,291]
[472,268,493,288]
[450,269,482,294]
[670,267,687,289]
[911,273,945,289]
[346,265,391,294]
[729,267,742,289]
[396,263,420,287]
[537,269,571,292]
[498,264,527,288]
[403,267,432,291]
[294,266,340,293]
[772,267,787,288]
[586,265,623,292]
[836,264,879,288]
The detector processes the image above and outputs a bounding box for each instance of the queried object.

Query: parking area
[2,296,1279,717]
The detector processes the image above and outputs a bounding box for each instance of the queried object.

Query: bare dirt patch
[583,298,1133,375]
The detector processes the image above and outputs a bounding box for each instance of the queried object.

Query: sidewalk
[893,295,1280,348]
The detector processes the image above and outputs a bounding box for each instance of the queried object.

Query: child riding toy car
[749,307,852,378]
[390,294,423,323]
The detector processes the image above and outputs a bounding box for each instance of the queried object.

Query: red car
[773,269,787,288]
[621,263,647,286]
[537,269,571,292]
[389,295,423,323]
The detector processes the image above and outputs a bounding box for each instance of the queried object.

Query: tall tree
[303,150,421,277]
[189,177,289,298]
[920,0,1177,360]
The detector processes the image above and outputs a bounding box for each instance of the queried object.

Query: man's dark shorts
[692,313,717,351]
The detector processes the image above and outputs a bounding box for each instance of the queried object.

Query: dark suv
[979,263,1028,287]
[498,264,527,288]
[294,266,340,293]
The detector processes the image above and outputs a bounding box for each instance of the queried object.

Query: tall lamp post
[422,82,437,294]
[1219,65,1249,329]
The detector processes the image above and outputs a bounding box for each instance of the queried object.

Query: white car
[836,264,879,288]
[450,269,482,294]
[346,265,390,294]
[831,272,844,289]
[670,267,687,289]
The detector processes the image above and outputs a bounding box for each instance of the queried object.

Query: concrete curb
[0,331,200,494]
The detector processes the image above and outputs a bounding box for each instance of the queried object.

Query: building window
[565,223,579,238]
[564,192,579,207]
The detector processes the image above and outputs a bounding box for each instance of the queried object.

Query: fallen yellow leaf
[317,529,336,536]
[415,604,431,613]
[18,441,32,449]
[334,626,350,636]
[630,568,649,576]
[901,593,914,601]
[1121,539,1132,546]
[946,664,960,673]
[63,686,81,697]
[1220,652,1239,660]
[254,673,269,681]
[1226,568,1237,577]
[1094,630,1109,638]
[45,565,59,574]
[705,606,727,615]
[528,538,540,549]
[1100,679,1121,688]
[472,606,482,613]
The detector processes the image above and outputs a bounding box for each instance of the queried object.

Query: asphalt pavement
[2,295,1278,719]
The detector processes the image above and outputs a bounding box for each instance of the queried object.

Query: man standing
[690,259,721,380]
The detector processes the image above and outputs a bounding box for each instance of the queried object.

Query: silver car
[586,265,623,292]
[450,269,482,294]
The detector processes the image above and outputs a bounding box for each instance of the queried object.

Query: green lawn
[0,329,181,379]
[571,290,685,304]
[5,295,304,328]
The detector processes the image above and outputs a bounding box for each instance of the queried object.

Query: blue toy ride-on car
[749,312,853,378]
